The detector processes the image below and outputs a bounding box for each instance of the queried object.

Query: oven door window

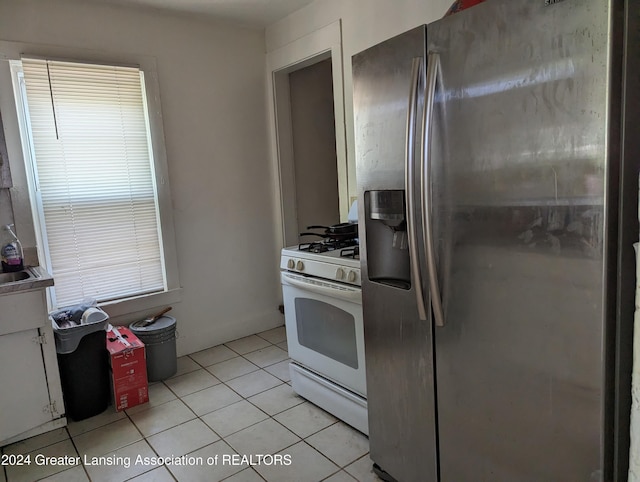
[295,298,358,369]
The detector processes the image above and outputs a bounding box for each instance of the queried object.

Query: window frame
[0,41,181,318]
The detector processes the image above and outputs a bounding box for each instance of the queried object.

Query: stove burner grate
[340,246,360,259]
[298,238,357,253]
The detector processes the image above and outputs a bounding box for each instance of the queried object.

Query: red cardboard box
[106,327,149,411]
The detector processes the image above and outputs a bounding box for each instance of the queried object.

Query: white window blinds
[21,58,166,307]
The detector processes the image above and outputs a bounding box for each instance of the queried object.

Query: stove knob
[348,270,357,283]
[296,260,304,271]
[287,259,295,269]
[336,268,345,280]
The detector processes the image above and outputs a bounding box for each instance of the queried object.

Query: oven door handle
[281,272,362,304]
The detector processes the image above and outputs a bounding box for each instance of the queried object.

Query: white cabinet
[0,289,65,444]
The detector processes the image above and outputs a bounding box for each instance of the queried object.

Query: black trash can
[52,308,110,421]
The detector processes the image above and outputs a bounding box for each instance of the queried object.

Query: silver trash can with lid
[129,315,177,382]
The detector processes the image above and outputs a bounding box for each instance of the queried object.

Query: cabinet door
[0,329,52,441]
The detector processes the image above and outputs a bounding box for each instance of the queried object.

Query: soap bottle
[1,224,24,272]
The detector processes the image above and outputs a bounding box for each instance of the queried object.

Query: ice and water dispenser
[364,190,411,289]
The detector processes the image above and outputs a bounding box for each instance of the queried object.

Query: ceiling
[87,0,316,27]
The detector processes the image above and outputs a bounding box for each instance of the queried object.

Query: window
[13,58,167,308]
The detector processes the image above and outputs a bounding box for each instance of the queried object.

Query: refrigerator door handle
[405,57,428,321]
[421,51,445,327]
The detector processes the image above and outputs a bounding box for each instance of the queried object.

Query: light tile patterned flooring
[1,327,380,482]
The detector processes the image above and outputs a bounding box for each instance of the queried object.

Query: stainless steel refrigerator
[352,0,638,481]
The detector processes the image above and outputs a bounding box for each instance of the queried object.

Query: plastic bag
[50,298,98,329]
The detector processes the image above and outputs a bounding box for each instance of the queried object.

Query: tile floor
[0,326,380,482]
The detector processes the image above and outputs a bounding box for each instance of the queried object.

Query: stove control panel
[335,268,359,284]
[280,251,361,287]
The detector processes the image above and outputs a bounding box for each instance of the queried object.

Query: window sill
[99,287,183,325]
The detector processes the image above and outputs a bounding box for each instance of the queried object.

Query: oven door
[281,271,366,397]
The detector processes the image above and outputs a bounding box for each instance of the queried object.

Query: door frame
[266,20,348,249]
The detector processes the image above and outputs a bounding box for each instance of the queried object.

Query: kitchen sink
[0,271,31,284]
[0,266,51,295]
[0,269,37,285]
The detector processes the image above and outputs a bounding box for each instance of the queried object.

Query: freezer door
[353,26,438,482]
[428,0,612,480]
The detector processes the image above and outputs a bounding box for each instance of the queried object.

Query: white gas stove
[280,235,368,435]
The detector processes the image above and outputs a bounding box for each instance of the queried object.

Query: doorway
[287,57,339,241]
[267,21,348,249]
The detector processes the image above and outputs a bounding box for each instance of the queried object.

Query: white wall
[266,0,452,204]
[0,0,283,355]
